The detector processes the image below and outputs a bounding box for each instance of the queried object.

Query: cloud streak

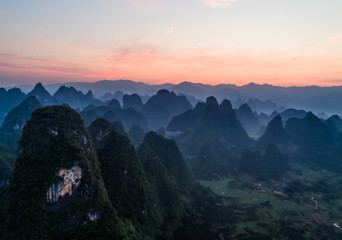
[0,62,96,76]
[0,54,102,77]
[101,45,342,86]
[1,44,342,87]
[326,34,342,44]
[201,0,237,8]
[165,27,175,35]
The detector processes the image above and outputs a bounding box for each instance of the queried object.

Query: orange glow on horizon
[1,1,342,88]
[1,47,342,88]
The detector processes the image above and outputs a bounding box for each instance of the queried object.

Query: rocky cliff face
[46,165,82,202]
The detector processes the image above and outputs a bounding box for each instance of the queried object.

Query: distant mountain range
[8,79,342,115]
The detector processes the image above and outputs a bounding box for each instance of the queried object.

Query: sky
[0,0,342,87]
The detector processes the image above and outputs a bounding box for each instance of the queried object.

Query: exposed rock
[46,165,82,202]
[87,210,100,222]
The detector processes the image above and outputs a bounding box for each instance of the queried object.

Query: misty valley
[1,80,342,239]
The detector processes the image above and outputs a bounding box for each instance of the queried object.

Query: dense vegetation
[89,119,159,239]
[0,144,17,169]
[238,143,289,179]
[0,106,129,239]
[0,96,42,149]
[1,82,342,239]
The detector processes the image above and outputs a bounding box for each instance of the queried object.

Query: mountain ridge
[20,79,341,115]
[7,79,342,115]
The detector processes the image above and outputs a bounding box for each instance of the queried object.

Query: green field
[198,178,309,214]
[197,163,342,238]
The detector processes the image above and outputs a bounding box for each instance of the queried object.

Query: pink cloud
[2,45,342,87]
[100,46,342,86]
[0,62,97,76]
[0,53,66,65]
[201,0,237,8]
[326,34,342,44]
[0,54,105,77]
[165,27,175,35]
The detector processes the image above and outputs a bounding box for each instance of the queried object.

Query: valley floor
[198,163,342,239]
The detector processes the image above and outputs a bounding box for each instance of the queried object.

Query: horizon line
[3,79,342,89]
